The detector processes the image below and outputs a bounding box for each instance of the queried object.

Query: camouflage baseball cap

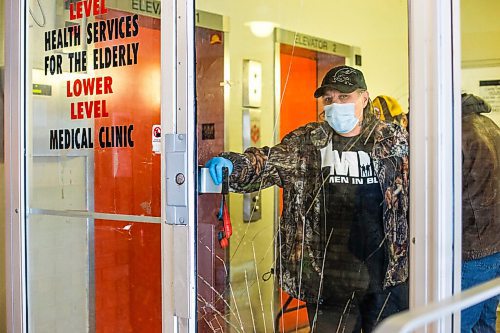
[314,65,367,98]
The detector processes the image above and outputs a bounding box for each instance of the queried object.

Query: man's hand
[205,157,233,185]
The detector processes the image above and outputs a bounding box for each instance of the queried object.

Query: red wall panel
[279,51,318,140]
[93,12,161,333]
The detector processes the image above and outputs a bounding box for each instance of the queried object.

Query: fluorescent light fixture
[246,21,277,38]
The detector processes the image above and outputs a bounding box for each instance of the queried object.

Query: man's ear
[362,91,369,108]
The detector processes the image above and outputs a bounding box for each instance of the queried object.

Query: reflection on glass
[27,1,162,332]
[195,1,409,332]
[27,215,89,331]
[460,1,500,331]
[29,1,161,217]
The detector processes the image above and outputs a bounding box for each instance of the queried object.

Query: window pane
[26,1,162,331]
[195,1,410,332]
[460,0,500,331]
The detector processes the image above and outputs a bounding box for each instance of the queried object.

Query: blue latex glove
[205,157,233,185]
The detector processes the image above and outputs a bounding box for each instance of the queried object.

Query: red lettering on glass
[69,0,108,20]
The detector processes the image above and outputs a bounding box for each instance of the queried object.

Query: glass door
[194,1,410,332]
[460,0,500,331]
[4,0,478,332]
[195,12,229,332]
[25,1,162,331]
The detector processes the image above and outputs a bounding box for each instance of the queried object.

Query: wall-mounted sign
[102,0,161,18]
[479,79,500,113]
[275,29,353,57]
[201,123,215,140]
[33,84,52,96]
[152,124,161,153]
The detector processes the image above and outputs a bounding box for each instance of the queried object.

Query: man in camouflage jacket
[207,66,409,331]
[221,119,409,303]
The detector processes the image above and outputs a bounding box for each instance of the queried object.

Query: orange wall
[279,52,318,139]
[278,49,318,332]
[94,221,161,333]
[277,48,343,332]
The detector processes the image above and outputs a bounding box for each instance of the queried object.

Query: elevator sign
[276,29,353,57]
[479,80,500,113]
[102,0,161,19]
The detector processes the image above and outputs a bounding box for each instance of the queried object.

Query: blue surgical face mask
[324,103,359,134]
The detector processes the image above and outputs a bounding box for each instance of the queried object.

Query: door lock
[175,173,185,185]
[165,134,188,225]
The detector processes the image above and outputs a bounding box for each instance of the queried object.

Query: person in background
[460,93,500,333]
[206,65,409,332]
[372,95,408,130]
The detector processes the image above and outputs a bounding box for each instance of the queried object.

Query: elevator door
[195,26,227,332]
[277,44,345,333]
[279,44,345,140]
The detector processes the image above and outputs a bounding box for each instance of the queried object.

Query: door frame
[408,0,462,331]
[5,0,27,332]
[161,0,197,331]
[4,0,462,332]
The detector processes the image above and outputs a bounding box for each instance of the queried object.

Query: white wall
[461,0,500,125]
[462,67,500,125]
[28,215,89,333]
[461,0,500,66]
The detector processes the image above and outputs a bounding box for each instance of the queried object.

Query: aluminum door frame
[408,0,462,332]
[3,0,206,332]
[161,0,197,332]
[161,5,230,333]
[5,0,27,332]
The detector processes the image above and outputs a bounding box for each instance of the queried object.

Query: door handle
[198,167,222,194]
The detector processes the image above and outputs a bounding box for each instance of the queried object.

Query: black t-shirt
[320,134,386,305]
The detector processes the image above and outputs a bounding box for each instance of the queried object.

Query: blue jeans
[461,252,500,333]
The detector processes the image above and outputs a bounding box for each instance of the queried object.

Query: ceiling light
[246,21,277,38]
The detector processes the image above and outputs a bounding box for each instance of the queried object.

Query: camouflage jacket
[222,121,409,302]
